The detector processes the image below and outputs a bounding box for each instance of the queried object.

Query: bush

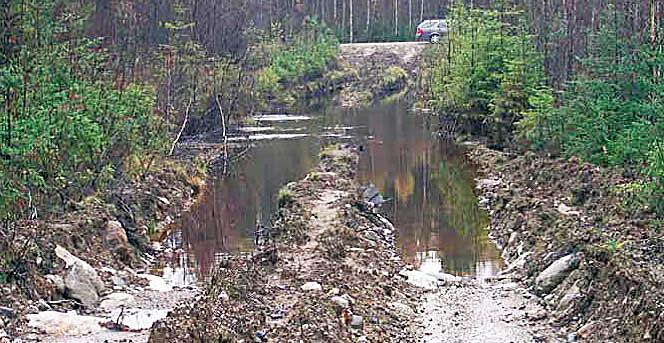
[257,17,339,91]
[0,4,169,219]
[425,5,551,142]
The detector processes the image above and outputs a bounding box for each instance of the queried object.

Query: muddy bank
[469,145,664,342]
[149,146,421,342]
[334,42,426,107]
[0,155,207,340]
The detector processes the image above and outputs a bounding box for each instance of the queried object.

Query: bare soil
[468,144,664,342]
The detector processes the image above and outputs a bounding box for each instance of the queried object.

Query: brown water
[166,102,503,277]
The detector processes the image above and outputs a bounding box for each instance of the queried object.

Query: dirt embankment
[332,42,427,107]
[149,146,421,342]
[469,146,664,342]
[0,154,208,339]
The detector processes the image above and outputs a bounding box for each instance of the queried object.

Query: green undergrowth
[257,17,339,98]
[0,2,168,220]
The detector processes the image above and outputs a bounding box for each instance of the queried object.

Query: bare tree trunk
[349,0,354,43]
[409,0,412,33]
[395,0,399,37]
[420,0,424,22]
[366,0,371,38]
[334,0,337,20]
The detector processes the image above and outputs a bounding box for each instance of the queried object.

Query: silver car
[416,19,448,43]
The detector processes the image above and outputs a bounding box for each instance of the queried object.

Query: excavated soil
[469,144,664,342]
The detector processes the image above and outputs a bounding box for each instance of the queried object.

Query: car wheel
[430,34,440,44]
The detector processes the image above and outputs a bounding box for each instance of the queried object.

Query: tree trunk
[395,0,399,37]
[350,0,354,43]
[420,0,424,22]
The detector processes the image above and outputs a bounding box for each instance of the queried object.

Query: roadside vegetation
[0,0,340,293]
[423,3,663,217]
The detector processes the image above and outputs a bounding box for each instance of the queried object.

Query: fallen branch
[169,96,193,156]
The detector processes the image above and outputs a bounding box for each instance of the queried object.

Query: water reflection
[324,103,504,276]
[170,102,503,277]
[176,136,320,275]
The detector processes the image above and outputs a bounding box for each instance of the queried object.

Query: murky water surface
[167,102,503,277]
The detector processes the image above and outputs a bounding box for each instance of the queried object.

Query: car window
[420,21,436,28]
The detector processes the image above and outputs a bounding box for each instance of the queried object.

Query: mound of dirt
[468,145,664,342]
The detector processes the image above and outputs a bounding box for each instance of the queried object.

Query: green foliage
[425,5,551,141]
[0,1,169,219]
[277,188,295,208]
[521,7,664,215]
[258,18,339,92]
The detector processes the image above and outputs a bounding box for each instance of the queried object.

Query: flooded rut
[168,102,503,278]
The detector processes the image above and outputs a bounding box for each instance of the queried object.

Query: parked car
[416,19,448,43]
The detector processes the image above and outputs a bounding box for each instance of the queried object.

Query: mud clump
[149,145,420,342]
[469,145,664,342]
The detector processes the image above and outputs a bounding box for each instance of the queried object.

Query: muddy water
[169,102,503,277]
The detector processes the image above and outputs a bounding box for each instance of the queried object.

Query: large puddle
[166,102,503,277]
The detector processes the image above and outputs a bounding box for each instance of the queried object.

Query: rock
[0,329,7,338]
[27,311,105,336]
[218,291,230,302]
[557,282,582,311]
[389,302,415,317]
[138,273,172,292]
[350,315,364,328]
[36,299,52,311]
[108,308,169,331]
[331,295,354,309]
[99,293,136,312]
[327,287,340,296]
[535,254,580,294]
[566,332,577,342]
[0,307,15,319]
[300,282,322,292]
[156,196,171,205]
[105,220,128,246]
[398,269,439,290]
[45,274,65,295]
[110,275,127,288]
[55,245,105,307]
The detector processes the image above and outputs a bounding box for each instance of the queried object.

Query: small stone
[218,291,230,302]
[99,293,136,312]
[0,307,15,319]
[156,196,171,205]
[110,275,126,288]
[36,300,51,311]
[331,296,350,309]
[105,220,128,247]
[300,282,322,291]
[0,329,7,338]
[327,287,340,296]
[567,333,577,342]
[350,315,363,328]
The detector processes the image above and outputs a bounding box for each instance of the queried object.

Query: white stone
[27,311,105,336]
[398,269,439,290]
[138,274,172,292]
[99,293,136,312]
[55,246,105,307]
[108,309,168,331]
[300,282,322,291]
[535,254,580,294]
